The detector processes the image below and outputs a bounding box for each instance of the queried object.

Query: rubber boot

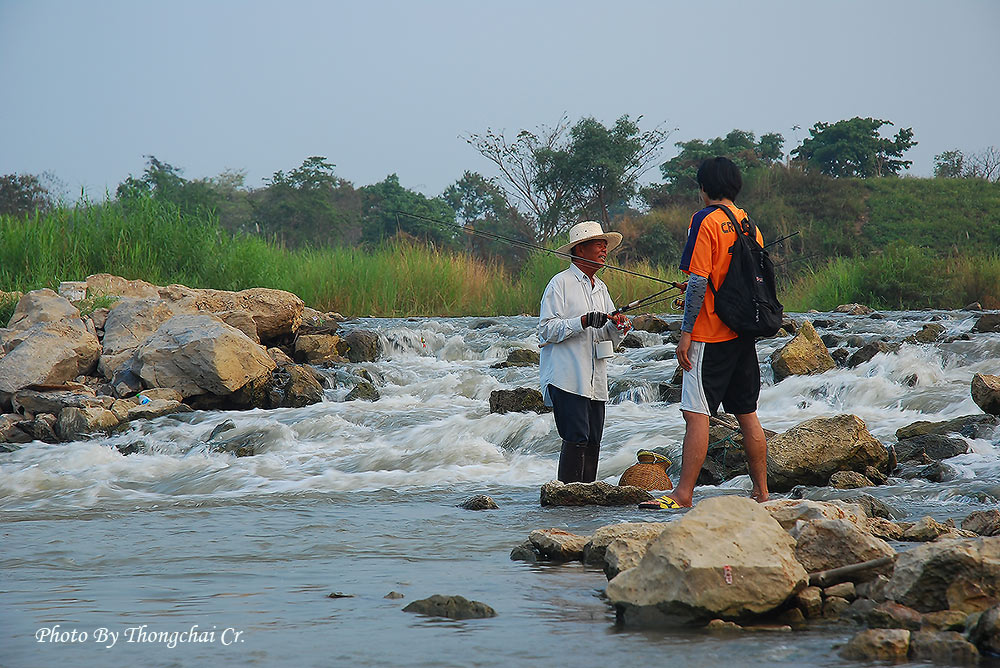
[557,441,587,483]
[581,443,601,483]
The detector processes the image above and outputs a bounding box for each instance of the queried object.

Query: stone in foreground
[539,480,651,507]
[402,594,496,620]
[839,629,911,662]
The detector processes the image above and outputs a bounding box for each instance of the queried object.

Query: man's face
[573,238,608,268]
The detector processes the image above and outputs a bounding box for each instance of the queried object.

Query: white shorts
[679,341,709,415]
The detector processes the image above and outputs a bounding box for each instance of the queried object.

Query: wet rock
[263,364,325,408]
[327,591,354,599]
[345,380,379,402]
[886,536,1000,613]
[829,470,873,489]
[908,631,979,664]
[0,320,102,408]
[656,382,682,403]
[843,597,878,623]
[539,480,651,507]
[582,522,665,565]
[835,303,874,315]
[509,540,538,563]
[820,333,842,347]
[208,419,237,441]
[402,594,496,620]
[905,323,946,344]
[922,610,970,632]
[824,582,856,601]
[868,518,905,541]
[488,388,550,414]
[844,494,896,520]
[847,340,901,368]
[964,302,983,311]
[895,434,969,462]
[620,332,644,348]
[762,499,868,534]
[134,315,276,399]
[972,373,1000,416]
[781,319,798,334]
[294,333,349,364]
[831,348,850,367]
[343,330,382,363]
[869,601,924,630]
[839,628,910,662]
[823,596,851,618]
[972,313,1000,333]
[490,348,539,368]
[918,461,959,483]
[769,320,836,383]
[794,518,896,576]
[896,414,999,440]
[0,414,32,444]
[209,429,270,457]
[471,319,497,329]
[845,334,866,347]
[384,591,405,600]
[901,516,953,542]
[857,574,892,602]
[267,347,295,366]
[606,496,808,625]
[963,510,1000,537]
[528,528,589,562]
[795,586,823,618]
[969,604,1000,655]
[459,495,499,510]
[766,414,888,492]
[705,619,743,632]
[55,406,121,441]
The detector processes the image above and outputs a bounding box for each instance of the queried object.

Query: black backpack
[708,205,783,338]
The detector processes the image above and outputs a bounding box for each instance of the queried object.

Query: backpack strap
[712,204,754,238]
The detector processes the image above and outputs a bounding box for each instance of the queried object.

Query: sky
[2,0,998,201]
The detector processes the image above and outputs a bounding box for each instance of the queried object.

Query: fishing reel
[670,296,685,311]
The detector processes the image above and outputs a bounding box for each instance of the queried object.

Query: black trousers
[548,384,606,446]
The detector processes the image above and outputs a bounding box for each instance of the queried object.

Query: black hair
[696,157,742,201]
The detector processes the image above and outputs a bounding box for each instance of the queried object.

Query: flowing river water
[2,310,999,667]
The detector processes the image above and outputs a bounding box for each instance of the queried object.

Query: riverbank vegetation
[2,115,998,317]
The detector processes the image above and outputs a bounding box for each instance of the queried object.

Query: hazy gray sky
[2,0,998,200]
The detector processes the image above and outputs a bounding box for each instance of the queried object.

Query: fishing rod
[765,230,799,249]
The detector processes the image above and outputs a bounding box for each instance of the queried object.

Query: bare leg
[665,410,710,507]
[736,411,769,503]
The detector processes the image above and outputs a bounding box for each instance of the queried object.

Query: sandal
[638,494,684,510]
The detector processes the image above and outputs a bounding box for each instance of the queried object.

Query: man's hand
[610,313,631,332]
[676,331,693,371]
[581,312,609,328]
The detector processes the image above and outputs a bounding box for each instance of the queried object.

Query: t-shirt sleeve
[678,208,715,278]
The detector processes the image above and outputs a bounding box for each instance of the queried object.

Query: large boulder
[794,518,896,576]
[85,274,159,299]
[99,298,181,378]
[972,313,1000,333]
[342,330,382,363]
[4,289,80,333]
[0,320,102,407]
[896,414,1000,441]
[294,334,349,364]
[972,373,1000,416]
[769,320,835,382]
[132,315,276,399]
[885,537,1000,613]
[605,496,808,625]
[766,415,888,492]
[539,480,651,507]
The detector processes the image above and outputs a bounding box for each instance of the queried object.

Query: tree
[466,115,671,242]
[791,117,915,178]
[933,147,1000,183]
[653,129,785,202]
[0,173,54,217]
[443,171,534,265]
[933,150,966,178]
[360,174,457,247]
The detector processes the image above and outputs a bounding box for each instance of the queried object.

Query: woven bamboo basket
[619,451,673,490]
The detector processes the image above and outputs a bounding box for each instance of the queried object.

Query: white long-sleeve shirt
[538,263,625,406]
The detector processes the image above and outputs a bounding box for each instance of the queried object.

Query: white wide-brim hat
[554,220,623,257]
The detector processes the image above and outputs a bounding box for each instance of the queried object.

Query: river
[2,310,998,667]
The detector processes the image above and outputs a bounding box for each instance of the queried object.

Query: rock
[829,470,873,489]
[844,494,896,520]
[847,340,901,368]
[909,631,980,664]
[294,334,349,364]
[232,364,325,409]
[582,522,665,565]
[901,516,953,542]
[604,537,652,580]
[4,289,80,332]
[905,323,945,344]
[824,581,857,601]
[267,347,295,366]
[509,540,538,563]
[490,348,539,368]
[885,537,1000,613]
[133,315,275,399]
[402,595,496,620]
[605,496,808,625]
[488,388,550,415]
[656,382,682,404]
[55,406,121,441]
[843,597,878,624]
[868,517,905,541]
[869,601,924,630]
[89,307,110,331]
[539,480,651,507]
[969,604,1000,655]
[620,332,644,348]
[0,321,102,407]
[459,495,499,510]
[831,348,850,366]
[794,518,896,576]
[343,330,382,363]
[766,415,888,492]
[839,629,910,662]
[528,528,589,562]
[823,596,851,618]
[345,380,379,402]
[762,499,868,534]
[922,610,970,632]
[972,373,1000,416]
[11,386,112,416]
[28,413,58,443]
[963,510,1000,537]
[896,414,1000,440]
[972,313,1000,333]
[896,434,970,462]
[835,303,874,315]
[631,314,675,333]
[384,591,404,600]
[0,414,32,443]
[216,310,259,343]
[705,619,743,632]
[781,319,798,334]
[126,399,191,421]
[84,274,159,299]
[821,333,842,347]
[769,320,836,382]
[795,586,823,618]
[100,298,181,373]
[965,302,983,311]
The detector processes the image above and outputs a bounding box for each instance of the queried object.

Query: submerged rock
[345,380,379,402]
[488,388,550,414]
[402,594,497,619]
[847,340,901,368]
[459,495,499,510]
[972,313,1000,333]
[539,480,651,507]
[528,529,589,562]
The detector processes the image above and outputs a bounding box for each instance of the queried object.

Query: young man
[539,221,632,483]
[640,157,769,509]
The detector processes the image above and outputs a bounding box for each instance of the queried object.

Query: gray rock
[972,313,1000,333]
[969,604,1000,656]
[905,323,945,344]
[831,347,850,366]
[844,493,896,519]
[509,540,538,563]
[620,332,644,348]
[11,387,112,416]
[528,528,589,562]
[820,333,842,347]
[490,348,539,368]
[126,399,191,421]
[908,631,979,664]
[293,333,349,364]
[794,518,896,576]
[0,414,32,444]
[488,388,550,414]
[402,594,496,620]
[896,434,970,463]
[539,480,651,507]
[0,320,101,407]
[55,406,121,441]
[896,414,999,441]
[823,595,851,618]
[345,380,379,402]
[847,341,901,368]
[869,601,923,630]
[459,495,499,510]
[343,330,382,363]
[28,413,59,443]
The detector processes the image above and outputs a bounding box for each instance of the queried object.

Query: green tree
[934,150,966,178]
[791,117,916,177]
[360,174,457,247]
[0,173,54,217]
[443,171,534,266]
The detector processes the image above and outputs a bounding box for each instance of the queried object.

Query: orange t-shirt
[678,203,764,343]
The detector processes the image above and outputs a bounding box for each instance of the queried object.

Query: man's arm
[676,274,708,371]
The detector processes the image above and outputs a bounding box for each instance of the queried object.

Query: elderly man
[538,221,632,483]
